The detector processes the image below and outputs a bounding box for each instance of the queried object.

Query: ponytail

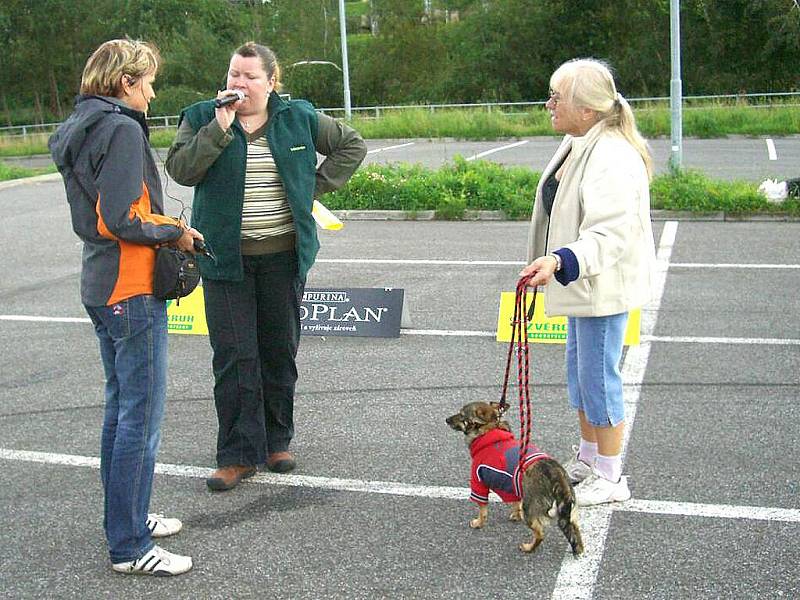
[606,94,653,179]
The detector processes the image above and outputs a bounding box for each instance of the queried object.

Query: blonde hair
[235,41,283,92]
[80,39,160,97]
[551,58,653,178]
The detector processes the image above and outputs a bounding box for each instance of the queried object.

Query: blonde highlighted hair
[80,39,160,97]
[551,58,653,178]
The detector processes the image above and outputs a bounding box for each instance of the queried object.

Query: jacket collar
[568,120,605,160]
[469,427,515,458]
[267,91,289,120]
[233,92,288,136]
[539,120,606,187]
[76,94,150,139]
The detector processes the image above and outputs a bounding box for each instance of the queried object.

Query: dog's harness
[499,274,538,463]
[469,429,549,505]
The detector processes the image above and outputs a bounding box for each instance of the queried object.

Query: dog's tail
[551,466,584,557]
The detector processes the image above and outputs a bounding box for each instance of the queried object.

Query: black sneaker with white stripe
[112,545,192,576]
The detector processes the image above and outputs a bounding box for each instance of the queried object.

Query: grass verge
[324,158,799,218]
[2,154,795,218]
[1,101,798,157]
[0,160,56,181]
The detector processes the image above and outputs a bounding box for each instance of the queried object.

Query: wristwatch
[549,253,562,272]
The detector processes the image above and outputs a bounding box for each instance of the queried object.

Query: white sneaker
[112,545,193,576]
[564,446,593,484]
[146,513,183,538]
[575,471,631,507]
[758,179,788,203]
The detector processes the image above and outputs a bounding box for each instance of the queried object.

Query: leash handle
[499,274,532,410]
[499,275,537,462]
[517,280,533,460]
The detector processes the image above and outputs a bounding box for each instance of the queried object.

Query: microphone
[214,90,245,108]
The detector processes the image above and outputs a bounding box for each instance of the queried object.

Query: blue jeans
[565,313,628,427]
[85,295,167,563]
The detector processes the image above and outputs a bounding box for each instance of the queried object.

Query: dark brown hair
[235,42,282,91]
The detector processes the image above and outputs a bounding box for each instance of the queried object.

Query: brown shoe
[266,452,296,473]
[206,464,256,491]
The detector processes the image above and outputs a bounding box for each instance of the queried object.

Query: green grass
[2,153,796,217]
[351,108,554,139]
[0,160,56,181]
[0,133,51,157]
[1,102,799,158]
[635,101,800,138]
[325,159,799,218]
[345,0,369,18]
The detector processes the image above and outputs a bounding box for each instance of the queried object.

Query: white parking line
[670,262,799,269]
[466,140,529,161]
[766,138,777,160]
[317,258,523,265]
[402,329,495,337]
[3,316,799,346]
[646,335,800,346]
[2,447,798,524]
[366,142,415,155]
[551,221,678,600]
[0,315,91,324]
[320,258,800,269]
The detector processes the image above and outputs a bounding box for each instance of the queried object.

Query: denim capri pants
[565,312,629,427]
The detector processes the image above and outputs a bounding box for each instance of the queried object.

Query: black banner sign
[300,288,404,338]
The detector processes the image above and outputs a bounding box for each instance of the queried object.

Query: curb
[0,173,61,191]
[328,209,800,223]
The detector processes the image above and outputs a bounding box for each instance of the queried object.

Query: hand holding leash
[519,255,559,288]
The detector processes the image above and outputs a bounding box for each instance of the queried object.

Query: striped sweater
[241,134,295,242]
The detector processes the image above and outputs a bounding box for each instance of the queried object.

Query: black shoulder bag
[153,246,200,304]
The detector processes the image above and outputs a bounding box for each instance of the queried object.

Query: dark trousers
[202,251,305,467]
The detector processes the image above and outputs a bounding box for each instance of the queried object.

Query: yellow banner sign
[496,292,640,345]
[166,287,208,335]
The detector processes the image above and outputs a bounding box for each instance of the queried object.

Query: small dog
[446,401,583,556]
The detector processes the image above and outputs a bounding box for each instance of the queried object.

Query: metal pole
[338,0,352,120]
[669,0,683,171]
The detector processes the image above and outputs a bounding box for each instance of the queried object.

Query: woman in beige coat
[521,59,656,507]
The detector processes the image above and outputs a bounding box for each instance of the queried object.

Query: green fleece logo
[290,145,306,152]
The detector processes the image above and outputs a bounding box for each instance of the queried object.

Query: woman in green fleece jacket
[166,42,367,492]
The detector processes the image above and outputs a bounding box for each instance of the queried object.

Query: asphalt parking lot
[0,168,798,598]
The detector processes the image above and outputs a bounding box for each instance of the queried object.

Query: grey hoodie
[49,95,182,306]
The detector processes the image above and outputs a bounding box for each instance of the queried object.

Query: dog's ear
[475,403,500,424]
[489,402,507,418]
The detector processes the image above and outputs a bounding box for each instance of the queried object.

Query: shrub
[326,163,798,219]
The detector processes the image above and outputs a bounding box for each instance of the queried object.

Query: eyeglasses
[547,89,562,106]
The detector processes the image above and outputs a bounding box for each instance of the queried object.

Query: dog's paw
[469,517,486,529]
[519,542,536,553]
[508,509,522,522]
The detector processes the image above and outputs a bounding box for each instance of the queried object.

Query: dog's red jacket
[469,428,549,505]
